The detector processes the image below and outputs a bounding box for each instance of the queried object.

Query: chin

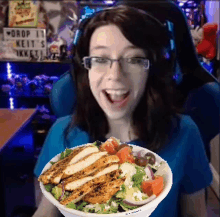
[103,109,130,120]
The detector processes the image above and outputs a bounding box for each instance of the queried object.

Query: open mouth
[103,90,130,104]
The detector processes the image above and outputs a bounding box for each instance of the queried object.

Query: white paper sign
[3,27,47,59]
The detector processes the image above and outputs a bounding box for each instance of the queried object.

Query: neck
[106,117,137,143]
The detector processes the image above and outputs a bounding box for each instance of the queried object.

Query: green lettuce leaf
[66,202,76,209]
[76,201,88,211]
[60,148,73,160]
[132,166,146,190]
[44,184,54,192]
[51,186,62,200]
[119,201,139,211]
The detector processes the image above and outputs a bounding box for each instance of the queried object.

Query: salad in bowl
[39,137,172,217]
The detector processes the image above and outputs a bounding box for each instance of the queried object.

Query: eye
[93,57,109,64]
[126,58,144,64]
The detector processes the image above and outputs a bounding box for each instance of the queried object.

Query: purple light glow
[104,0,114,5]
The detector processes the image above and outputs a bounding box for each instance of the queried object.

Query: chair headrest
[50,71,77,117]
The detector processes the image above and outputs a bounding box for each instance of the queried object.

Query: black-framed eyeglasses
[82,56,150,72]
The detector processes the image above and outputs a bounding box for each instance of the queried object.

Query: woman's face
[88,24,149,121]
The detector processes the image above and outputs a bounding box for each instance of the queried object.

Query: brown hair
[64,5,182,152]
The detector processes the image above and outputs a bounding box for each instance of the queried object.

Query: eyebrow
[90,45,142,53]
[90,46,108,52]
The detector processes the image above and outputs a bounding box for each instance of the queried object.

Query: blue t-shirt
[34,114,212,217]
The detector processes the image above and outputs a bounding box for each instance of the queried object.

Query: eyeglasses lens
[85,58,149,72]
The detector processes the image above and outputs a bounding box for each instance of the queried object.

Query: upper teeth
[105,90,128,95]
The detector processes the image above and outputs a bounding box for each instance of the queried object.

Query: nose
[106,60,124,80]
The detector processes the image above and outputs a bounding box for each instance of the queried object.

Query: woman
[33,5,212,217]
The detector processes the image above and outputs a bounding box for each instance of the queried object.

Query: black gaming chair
[50,0,219,142]
[50,0,219,158]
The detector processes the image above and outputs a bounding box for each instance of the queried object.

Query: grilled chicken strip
[58,155,120,189]
[59,163,119,191]
[38,145,99,185]
[83,176,126,204]
[60,169,122,205]
[60,151,108,180]
[38,146,83,184]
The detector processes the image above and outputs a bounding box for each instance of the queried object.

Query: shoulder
[41,115,73,150]
[51,115,72,130]
[176,115,208,158]
[41,115,74,145]
[177,114,199,132]
[169,114,199,137]
[50,115,91,147]
[168,114,201,147]
[33,115,72,177]
[47,115,74,137]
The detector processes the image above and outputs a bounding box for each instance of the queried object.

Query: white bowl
[39,144,173,217]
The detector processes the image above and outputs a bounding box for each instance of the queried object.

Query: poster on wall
[0,1,79,62]
[0,1,115,62]
[8,0,40,27]
[3,27,47,60]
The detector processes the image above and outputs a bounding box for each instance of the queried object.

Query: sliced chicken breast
[39,145,99,185]
[60,182,94,205]
[63,163,119,191]
[60,151,108,180]
[60,169,122,205]
[68,145,99,165]
[38,146,83,184]
[59,155,120,188]
[83,176,126,204]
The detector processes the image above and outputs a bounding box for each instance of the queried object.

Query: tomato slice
[116,146,135,164]
[99,137,120,155]
[109,137,120,149]
[127,154,135,163]
[117,150,127,164]
[118,146,132,154]
[100,141,117,155]
[105,142,117,154]
[141,176,164,197]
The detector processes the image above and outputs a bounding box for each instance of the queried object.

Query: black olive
[135,157,148,167]
[152,168,157,173]
[145,152,156,165]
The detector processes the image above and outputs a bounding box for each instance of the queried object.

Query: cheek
[88,71,101,96]
[88,72,95,93]
[132,72,148,96]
